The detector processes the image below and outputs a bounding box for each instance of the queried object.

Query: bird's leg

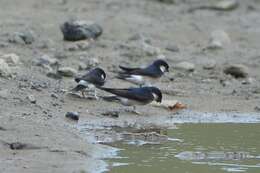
[94,89,99,100]
[81,90,86,98]
[131,106,141,115]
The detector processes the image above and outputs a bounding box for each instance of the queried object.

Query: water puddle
[107,124,260,173]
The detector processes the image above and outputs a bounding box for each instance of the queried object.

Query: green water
[108,124,260,173]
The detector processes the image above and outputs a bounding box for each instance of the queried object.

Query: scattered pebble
[57,67,77,77]
[255,106,260,112]
[224,64,249,78]
[213,0,239,11]
[61,20,102,41]
[8,30,35,44]
[142,42,161,56]
[165,44,179,52]
[175,61,195,72]
[34,54,59,67]
[65,112,79,121]
[0,59,12,77]
[203,60,216,70]
[51,93,59,99]
[241,77,254,85]
[46,71,62,79]
[27,94,36,104]
[1,53,20,66]
[207,30,231,49]
[0,89,9,99]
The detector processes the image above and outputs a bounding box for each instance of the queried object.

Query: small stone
[46,71,62,79]
[241,77,254,85]
[207,30,231,49]
[34,54,58,67]
[1,53,20,66]
[166,44,179,52]
[214,0,239,11]
[224,64,249,78]
[9,30,35,44]
[142,43,161,56]
[255,106,260,112]
[60,20,102,41]
[65,112,79,121]
[175,61,195,72]
[27,95,36,104]
[0,59,11,77]
[78,62,87,70]
[57,67,77,77]
[51,93,59,99]
[203,60,216,70]
[0,89,9,99]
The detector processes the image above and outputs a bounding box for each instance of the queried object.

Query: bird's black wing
[99,87,153,103]
[119,65,161,78]
[79,72,105,87]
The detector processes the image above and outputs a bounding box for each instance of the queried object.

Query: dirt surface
[1,0,260,173]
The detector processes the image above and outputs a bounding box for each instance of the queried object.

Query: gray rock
[0,89,9,99]
[65,112,79,121]
[1,53,20,66]
[27,95,36,104]
[57,67,77,77]
[166,44,179,52]
[61,20,102,41]
[0,59,11,77]
[214,0,239,11]
[208,30,231,49]
[34,54,58,67]
[8,30,35,44]
[175,61,195,72]
[224,64,249,78]
[46,71,62,79]
[203,60,216,70]
[142,42,161,56]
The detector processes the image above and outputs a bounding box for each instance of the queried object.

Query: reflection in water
[108,124,260,173]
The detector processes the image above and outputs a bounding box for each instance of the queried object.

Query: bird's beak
[166,68,169,72]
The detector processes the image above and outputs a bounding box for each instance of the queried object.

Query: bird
[99,86,162,114]
[71,67,106,99]
[117,59,169,86]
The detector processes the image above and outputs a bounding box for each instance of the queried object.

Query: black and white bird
[117,59,169,86]
[100,86,162,114]
[71,67,106,98]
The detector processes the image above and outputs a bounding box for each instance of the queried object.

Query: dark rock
[255,106,260,112]
[65,112,79,121]
[158,0,175,4]
[224,64,249,78]
[61,20,102,41]
[51,93,59,99]
[0,126,6,131]
[9,142,27,150]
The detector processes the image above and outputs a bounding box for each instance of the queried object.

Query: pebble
[61,20,102,41]
[57,67,77,77]
[34,54,58,67]
[208,30,231,49]
[214,0,239,11]
[1,53,20,66]
[46,71,62,79]
[142,42,161,56]
[0,59,11,77]
[0,89,9,99]
[203,60,216,70]
[27,94,36,104]
[51,93,59,99]
[255,106,260,112]
[241,77,254,85]
[9,30,35,44]
[65,112,79,121]
[224,64,249,78]
[165,44,179,52]
[175,61,195,72]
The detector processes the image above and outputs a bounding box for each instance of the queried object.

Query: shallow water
[108,124,260,173]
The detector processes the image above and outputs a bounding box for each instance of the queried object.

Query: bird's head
[150,87,162,103]
[92,67,106,80]
[153,59,169,73]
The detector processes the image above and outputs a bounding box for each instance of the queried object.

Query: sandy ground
[1,0,260,172]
